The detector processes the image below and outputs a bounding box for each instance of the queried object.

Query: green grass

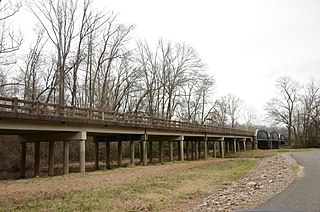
[2,159,258,212]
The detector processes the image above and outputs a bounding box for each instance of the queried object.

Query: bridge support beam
[79,139,86,173]
[159,141,163,163]
[220,138,225,158]
[20,142,26,178]
[226,141,230,154]
[95,140,99,170]
[149,141,153,163]
[179,137,184,162]
[34,141,40,177]
[142,134,148,166]
[204,136,208,158]
[195,142,199,160]
[130,140,135,165]
[106,141,111,169]
[169,141,174,162]
[237,140,241,152]
[186,141,190,160]
[233,138,237,154]
[63,141,69,174]
[48,141,55,176]
[118,140,123,167]
[243,139,247,151]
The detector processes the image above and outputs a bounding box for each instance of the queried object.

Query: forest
[0,0,320,173]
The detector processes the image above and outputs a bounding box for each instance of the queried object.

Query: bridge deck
[0,97,255,178]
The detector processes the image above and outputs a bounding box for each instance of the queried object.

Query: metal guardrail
[0,97,254,136]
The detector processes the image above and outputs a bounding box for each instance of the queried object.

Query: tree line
[266,76,320,147]
[0,0,253,129]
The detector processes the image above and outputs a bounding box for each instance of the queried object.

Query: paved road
[259,151,320,212]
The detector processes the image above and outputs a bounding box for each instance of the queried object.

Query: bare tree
[0,0,23,94]
[265,76,300,146]
[242,105,257,130]
[0,0,22,63]
[297,79,320,147]
[226,94,243,128]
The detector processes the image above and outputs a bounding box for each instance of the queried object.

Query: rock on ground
[192,154,297,212]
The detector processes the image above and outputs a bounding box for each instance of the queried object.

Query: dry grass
[0,158,257,212]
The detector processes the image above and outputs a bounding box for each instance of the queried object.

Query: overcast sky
[17,0,320,120]
[95,0,320,114]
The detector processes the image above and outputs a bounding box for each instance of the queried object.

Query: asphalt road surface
[258,150,320,212]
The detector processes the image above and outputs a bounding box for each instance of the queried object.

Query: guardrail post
[86,108,92,119]
[12,97,18,112]
[34,100,40,115]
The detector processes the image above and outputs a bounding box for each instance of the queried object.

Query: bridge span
[0,97,258,178]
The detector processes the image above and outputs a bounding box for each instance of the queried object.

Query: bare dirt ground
[0,159,227,207]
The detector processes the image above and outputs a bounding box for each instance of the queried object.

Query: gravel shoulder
[193,153,298,211]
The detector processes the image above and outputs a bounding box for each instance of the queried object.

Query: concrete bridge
[0,97,258,178]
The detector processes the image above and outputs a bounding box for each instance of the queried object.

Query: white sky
[16,0,320,118]
[99,0,320,113]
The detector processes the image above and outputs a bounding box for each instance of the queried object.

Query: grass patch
[1,159,258,211]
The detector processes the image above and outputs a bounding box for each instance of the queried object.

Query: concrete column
[106,141,111,169]
[179,137,184,162]
[268,139,273,149]
[118,140,123,167]
[34,141,40,177]
[169,141,174,162]
[186,141,190,160]
[139,142,143,163]
[243,139,247,151]
[204,137,208,158]
[198,141,201,159]
[220,140,225,158]
[159,141,163,163]
[195,142,199,160]
[142,134,148,166]
[191,141,194,160]
[95,140,99,170]
[233,139,237,154]
[226,141,230,154]
[130,140,135,165]
[214,141,217,158]
[178,141,181,161]
[79,139,86,173]
[48,141,55,176]
[20,142,26,178]
[63,141,69,174]
[237,140,241,152]
[149,141,153,163]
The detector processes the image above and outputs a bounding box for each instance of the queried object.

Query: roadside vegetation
[1,158,257,211]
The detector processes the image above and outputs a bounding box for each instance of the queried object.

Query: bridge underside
[0,116,253,178]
